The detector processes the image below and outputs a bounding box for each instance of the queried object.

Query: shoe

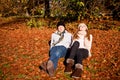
[71,64,83,79]
[39,61,47,73]
[47,60,54,77]
[64,59,74,74]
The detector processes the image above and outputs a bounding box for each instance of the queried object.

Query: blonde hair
[73,23,90,40]
[78,23,88,30]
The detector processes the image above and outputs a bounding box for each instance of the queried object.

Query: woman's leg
[69,41,80,59]
[71,49,89,78]
[47,46,67,77]
[76,49,89,64]
[64,41,79,73]
[49,46,67,69]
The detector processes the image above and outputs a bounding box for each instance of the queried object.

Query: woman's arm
[85,34,93,57]
[50,34,54,49]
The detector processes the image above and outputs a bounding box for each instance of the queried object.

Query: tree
[104,0,120,20]
[26,0,44,16]
[44,0,50,18]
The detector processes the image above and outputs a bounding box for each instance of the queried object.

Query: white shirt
[74,35,85,48]
[73,34,93,57]
[50,30,72,49]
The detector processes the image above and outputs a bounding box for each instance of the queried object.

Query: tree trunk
[44,0,50,18]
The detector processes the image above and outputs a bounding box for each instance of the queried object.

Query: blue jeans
[49,46,67,69]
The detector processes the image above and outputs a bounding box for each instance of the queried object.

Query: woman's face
[78,23,87,31]
[79,25,87,31]
[58,25,65,33]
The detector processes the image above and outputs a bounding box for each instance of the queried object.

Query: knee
[56,52,61,58]
[52,52,60,58]
[73,41,80,47]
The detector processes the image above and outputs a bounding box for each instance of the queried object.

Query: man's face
[58,25,65,33]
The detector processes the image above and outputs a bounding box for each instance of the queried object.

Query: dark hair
[57,21,65,29]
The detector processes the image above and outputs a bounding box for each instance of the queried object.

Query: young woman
[40,22,72,77]
[64,23,93,79]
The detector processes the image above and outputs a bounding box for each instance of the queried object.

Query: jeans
[69,41,88,64]
[49,46,67,69]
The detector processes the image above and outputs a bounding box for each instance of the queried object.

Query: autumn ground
[0,18,120,80]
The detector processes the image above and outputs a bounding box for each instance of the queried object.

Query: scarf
[52,31,65,46]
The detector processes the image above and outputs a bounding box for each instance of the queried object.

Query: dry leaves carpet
[0,21,120,80]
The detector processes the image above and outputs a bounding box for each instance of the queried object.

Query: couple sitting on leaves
[40,21,93,79]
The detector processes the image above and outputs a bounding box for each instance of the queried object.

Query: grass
[64,73,73,80]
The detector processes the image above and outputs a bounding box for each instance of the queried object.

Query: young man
[40,22,72,77]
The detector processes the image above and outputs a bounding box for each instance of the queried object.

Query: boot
[71,63,83,79]
[39,61,47,73]
[64,59,74,74]
[47,60,55,77]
